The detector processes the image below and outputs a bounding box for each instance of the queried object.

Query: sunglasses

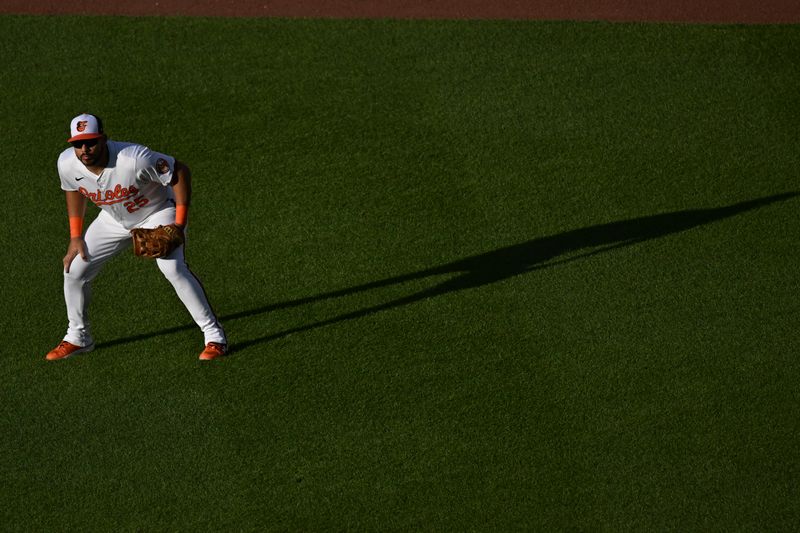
[71,138,100,149]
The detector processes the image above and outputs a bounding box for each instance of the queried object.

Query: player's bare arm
[63,190,88,273]
[170,160,191,228]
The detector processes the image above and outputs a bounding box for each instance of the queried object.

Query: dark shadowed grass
[1,15,799,531]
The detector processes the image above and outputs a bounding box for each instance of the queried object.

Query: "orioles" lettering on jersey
[79,184,140,205]
[78,184,150,213]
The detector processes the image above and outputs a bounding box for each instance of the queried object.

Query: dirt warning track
[1,0,799,23]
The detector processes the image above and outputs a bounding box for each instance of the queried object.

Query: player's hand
[63,237,88,273]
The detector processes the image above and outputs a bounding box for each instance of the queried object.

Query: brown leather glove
[131,224,185,258]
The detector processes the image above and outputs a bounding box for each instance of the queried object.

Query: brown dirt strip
[1,0,799,23]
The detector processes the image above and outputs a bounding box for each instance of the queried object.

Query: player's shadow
[95,192,796,352]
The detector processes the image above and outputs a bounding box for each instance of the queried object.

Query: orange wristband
[69,216,83,238]
[175,205,188,226]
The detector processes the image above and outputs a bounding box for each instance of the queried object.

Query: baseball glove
[131,224,185,258]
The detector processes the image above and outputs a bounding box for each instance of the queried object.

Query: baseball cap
[67,113,105,143]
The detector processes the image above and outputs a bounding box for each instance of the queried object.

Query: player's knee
[64,259,91,283]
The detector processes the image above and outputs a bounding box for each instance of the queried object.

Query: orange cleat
[199,342,227,361]
[46,341,95,361]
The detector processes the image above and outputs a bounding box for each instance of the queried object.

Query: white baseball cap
[67,113,105,143]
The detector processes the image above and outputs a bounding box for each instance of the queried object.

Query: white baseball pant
[62,207,227,348]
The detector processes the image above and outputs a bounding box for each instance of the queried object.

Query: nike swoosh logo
[76,177,85,181]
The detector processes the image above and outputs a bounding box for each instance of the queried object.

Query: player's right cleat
[45,341,95,361]
[199,342,227,361]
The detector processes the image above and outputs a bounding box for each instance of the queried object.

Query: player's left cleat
[45,340,95,361]
[199,342,227,361]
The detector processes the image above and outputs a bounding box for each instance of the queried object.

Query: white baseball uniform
[57,140,226,348]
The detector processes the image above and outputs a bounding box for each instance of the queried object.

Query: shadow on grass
[96,192,797,352]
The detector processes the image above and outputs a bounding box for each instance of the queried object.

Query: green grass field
[2,14,799,530]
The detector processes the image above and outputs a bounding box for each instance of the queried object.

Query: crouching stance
[46,113,227,361]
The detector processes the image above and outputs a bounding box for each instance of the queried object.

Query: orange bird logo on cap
[76,121,88,132]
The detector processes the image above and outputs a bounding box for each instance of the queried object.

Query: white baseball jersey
[58,140,176,230]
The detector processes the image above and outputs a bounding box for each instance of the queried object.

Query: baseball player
[46,113,227,361]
